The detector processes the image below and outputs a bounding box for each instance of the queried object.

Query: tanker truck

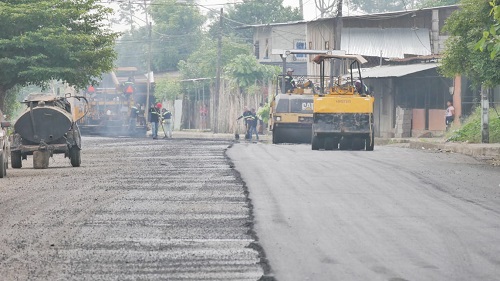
[10,93,87,169]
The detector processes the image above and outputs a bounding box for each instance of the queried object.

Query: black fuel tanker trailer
[10,94,86,169]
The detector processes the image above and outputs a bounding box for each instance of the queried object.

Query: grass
[447,107,500,143]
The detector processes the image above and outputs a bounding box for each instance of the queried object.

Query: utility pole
[129,0,134,31]
[299,0,304,18]
[481,85,489,143]
[214,8,223,133]
[330,0,343,88]
[145,0,152,122]
[145,22,152,122]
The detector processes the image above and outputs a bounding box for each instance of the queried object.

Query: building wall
[253,23,307,64]
[364,78,396,138]
[364,69,453,137]
[304,6,459,74]
[306,21,335,77]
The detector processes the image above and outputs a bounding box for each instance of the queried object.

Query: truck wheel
[11,151,22,169]
[70,147,81,167]
[0,152,6,178]
[312,136,321,150]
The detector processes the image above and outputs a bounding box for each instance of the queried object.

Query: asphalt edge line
[224,143,276,281]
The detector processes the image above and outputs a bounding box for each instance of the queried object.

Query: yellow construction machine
[311,54,375,151]
[269,78,315,144]
[269,49,329,144]
[74,70,149,137]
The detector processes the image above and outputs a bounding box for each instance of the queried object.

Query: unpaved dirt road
[229,144,500,281]
[0,137,264,280]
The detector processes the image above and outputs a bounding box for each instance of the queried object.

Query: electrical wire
[99,0,242,6]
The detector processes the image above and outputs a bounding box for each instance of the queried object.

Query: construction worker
[285,68,296,93]
[123,77,135,98]
[161,108,172,138]
[149,105,160,139]
[129,104,140,133]
[445,100,455,131]
[248,108,259,141]
[237,106,253,140]
[355,80,369,95]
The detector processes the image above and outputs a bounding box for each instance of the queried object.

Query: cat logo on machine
[302,102,313,111]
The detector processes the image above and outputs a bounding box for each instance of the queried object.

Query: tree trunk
[481,84,489,143]
[0,85,6,112]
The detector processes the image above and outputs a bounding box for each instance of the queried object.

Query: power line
[99,0,241,6]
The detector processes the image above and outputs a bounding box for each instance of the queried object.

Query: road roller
[269,49,333,145]
[269,87,314,144]
[10,93,87,169]
[311,54,375,151]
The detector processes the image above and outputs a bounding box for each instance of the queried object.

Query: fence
[177,78,272,134]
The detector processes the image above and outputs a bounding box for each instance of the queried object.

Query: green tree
[112,0,204,72]
[418,0,460,8]
[149,0,205,72]
[110,0,145,31]
[476,0,500,59]
[178,37,251,79]
[441,0,500,87]
[155,78,182,101]
[2,86,21,120]
[115,27,149,71]
[0,0,118,111]
[349,0,408,13]
[349,0,459,13]
[209,0,302,41]
[225,54,280,88]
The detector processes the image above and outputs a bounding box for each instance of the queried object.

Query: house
[246,5,478,137]
[246,21,308,76]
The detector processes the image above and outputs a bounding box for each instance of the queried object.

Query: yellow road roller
[269,82,315,144]
[311,54,375,151]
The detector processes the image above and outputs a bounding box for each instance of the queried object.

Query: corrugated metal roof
[238,20,307,29]
[341,28,432,58]
[361,63,438,78]
[240,5,458,29]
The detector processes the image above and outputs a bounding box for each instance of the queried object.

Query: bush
[447,107,500,143]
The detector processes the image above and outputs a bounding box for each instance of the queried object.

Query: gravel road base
[0,137,264,280]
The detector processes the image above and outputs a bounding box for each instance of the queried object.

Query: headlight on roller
[276,116,281,121]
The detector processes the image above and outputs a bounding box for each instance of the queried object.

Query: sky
[197,0,323,21]
[108,0,347,32]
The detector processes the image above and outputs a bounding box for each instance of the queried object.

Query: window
[294,39,306,60]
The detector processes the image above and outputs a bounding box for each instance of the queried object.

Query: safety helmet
[286,68,294,72]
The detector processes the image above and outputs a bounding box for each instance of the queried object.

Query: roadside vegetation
[0,0,118,114]
[447,108,500,143]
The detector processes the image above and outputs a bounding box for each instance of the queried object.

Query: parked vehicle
[10,94,86,169]
[0,110,10,178]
